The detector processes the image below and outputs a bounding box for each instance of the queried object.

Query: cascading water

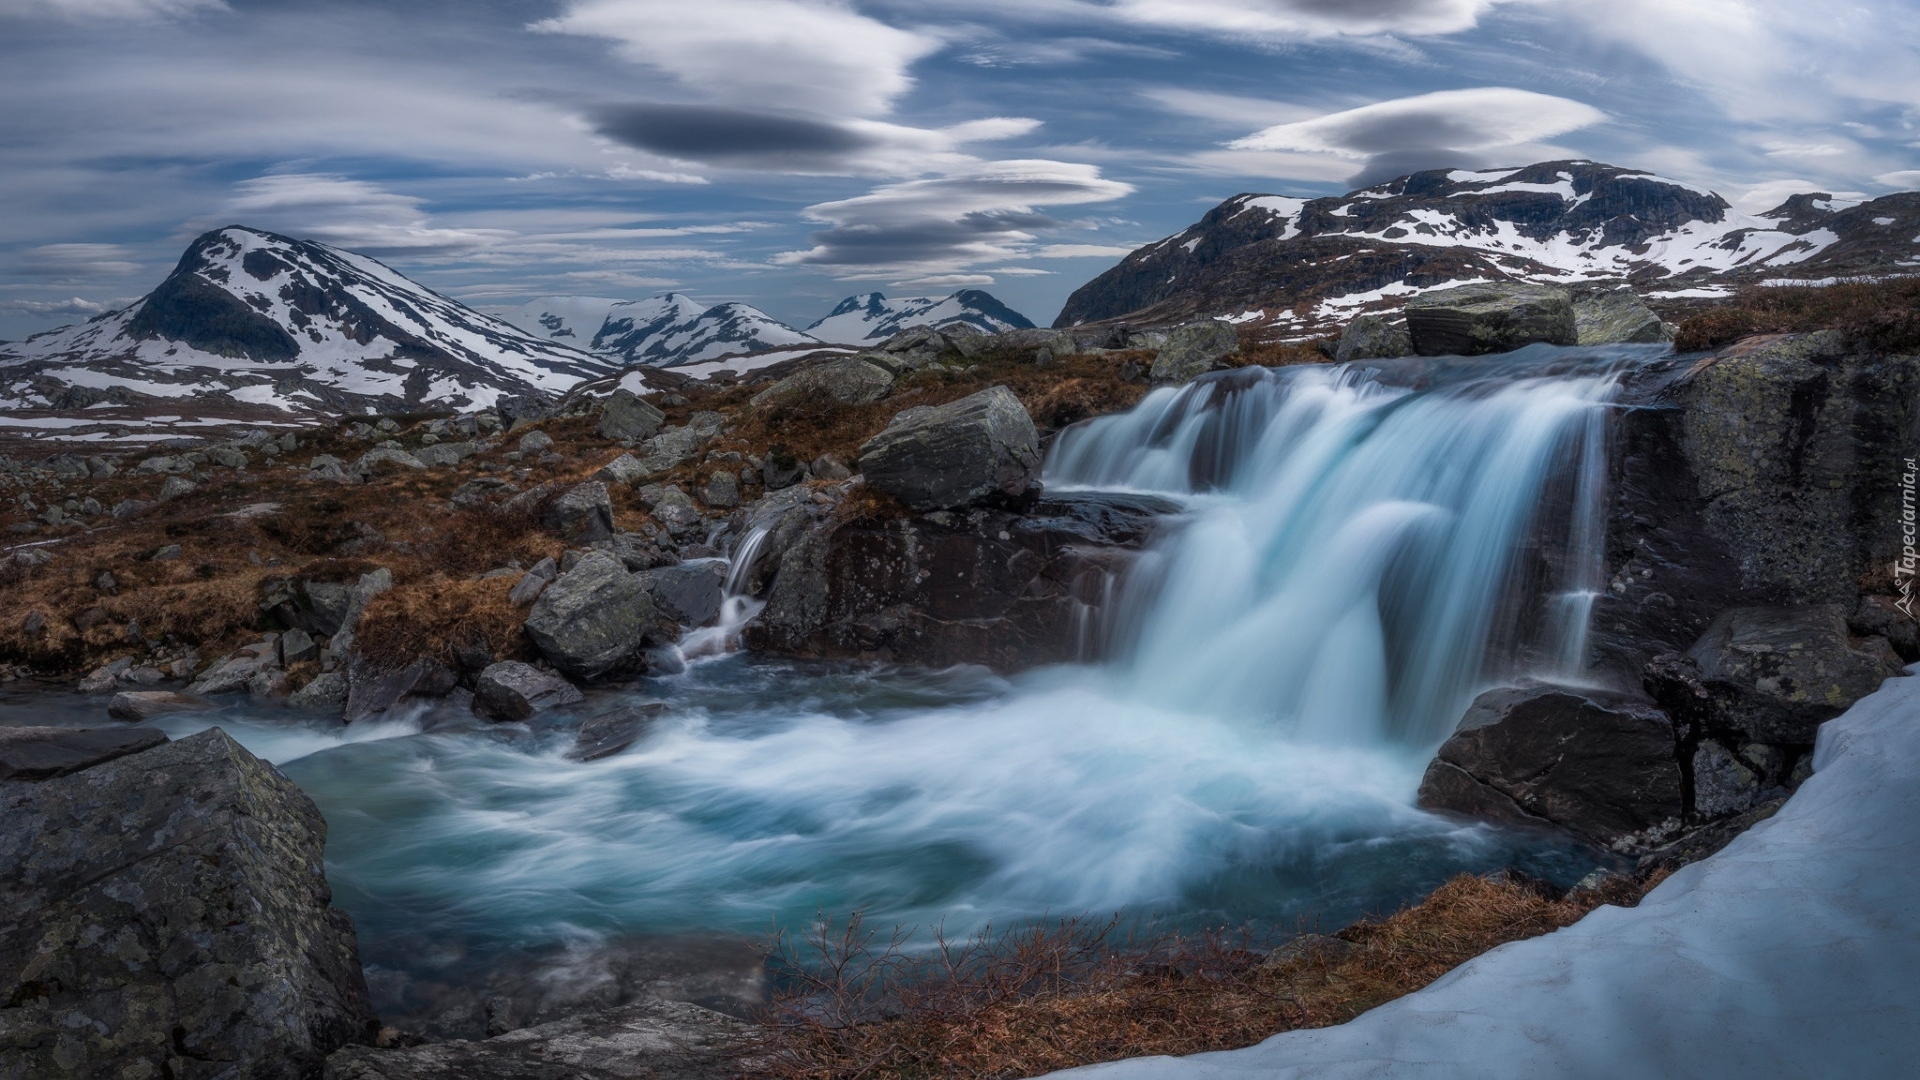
[2,343,1660,1031]
[1049,344,1636,746]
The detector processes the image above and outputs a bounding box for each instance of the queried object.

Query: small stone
[701,470,741,509]
[157,476,198,502]
[150,544,183,561]
[508,557,559,606]
[279,628,320,665]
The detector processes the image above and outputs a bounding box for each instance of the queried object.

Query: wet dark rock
[699,470,740,509]
[1333,313,1413,363]
[569,704,668,762]
[190,639,282,695]
[1406,282,1577,356]
[0,728,376,1079]
[323,997,745,1080]
[106,690,210,722]
[858,385,1041,511]
[1417,684,1683,850]
[473,662,585,722]
[509,556,560,606]
[596,389,667,443]
[749,491,1173,670]
[280,627,320,665]
[344,658,459,723]
[637,561,728,628]
[1147,320,1239,383]
[0,726,169,781]
[760,446,806,490]
[1643,605,1905,746]
[1850,595,1919,660]
[291,671,351,712]
[524,552,658,680]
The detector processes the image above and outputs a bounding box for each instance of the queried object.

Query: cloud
[1228,87,1606,184]
[1035,244,1138,257]
[1877,170,1920,190]
[1141,88,1322,128]
[1107,0,1514,38]
[891,273,998,287]
[776,160,1134,273]
[0,295,131,316]
[0,0,224,20]
[589,102,1043,176]
[18,243,144,279]
[213,173,511,257]
[532,0,941,116]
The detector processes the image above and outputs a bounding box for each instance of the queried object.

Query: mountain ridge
[1056,161,1920,334]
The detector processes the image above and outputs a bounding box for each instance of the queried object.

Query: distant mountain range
[0,228,1035,419]
[1056,160,1920,335]
[0,226,616,416]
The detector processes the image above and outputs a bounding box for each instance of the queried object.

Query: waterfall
[674,527,770,662]
[1047,346,1639,747]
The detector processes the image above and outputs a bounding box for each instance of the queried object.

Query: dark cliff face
[1053,160,1920,332]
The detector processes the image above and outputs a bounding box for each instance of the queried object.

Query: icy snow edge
[1047,665,1920,1080]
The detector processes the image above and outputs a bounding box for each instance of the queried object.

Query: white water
[0,345,1653,1025]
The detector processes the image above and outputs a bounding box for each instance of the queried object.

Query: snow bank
[1048,666,1920,1080]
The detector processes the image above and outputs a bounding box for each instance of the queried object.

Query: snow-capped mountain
[0,226,616,416]
[499,293,821,366]
[1056,161,1920,334]
[805,290,1035,343]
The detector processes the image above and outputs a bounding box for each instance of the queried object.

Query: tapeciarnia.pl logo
[1900,457,1918,619]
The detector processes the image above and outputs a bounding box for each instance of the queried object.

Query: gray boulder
[594,452,649,487]
[1573,285,1671,345]
[472,661,584,722]
[1334,314,1414,363]
[638,561,729,627]
[189,639,282,695]
[326,568,395,660]
[1148,320,1240,383]
[0,729,376,1078]
[343,658,458,724]
[413,441,476,468]
[859,385,1040,511]
[1417,684,1683,850]
[568,704,668,762]
[351,447,427,475]
[1644,605,1905,745]
[290,671,351,712]
[637,483,702,532]
[280,628,320,665]
[107,690,211,721]
[595,390,666,443]
[518,429,555,455]
[750,356,895,414]
[508,556,559,606]
[0,726,168,781]
[524,552,657,680]
[700,470,740,509]
[543,481,615,544]
[1405,282,1578,356]
[157,476,198,502]
[451,477,514,510]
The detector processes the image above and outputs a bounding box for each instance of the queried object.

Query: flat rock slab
[0,727,376,1079]
[325,998,747,1080]
[0,725,168,782]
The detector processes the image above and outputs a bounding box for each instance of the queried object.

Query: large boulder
[637,561,729,627]
[1644,605,1905,746]
[748,490,1172,670]
[0,728,376,1078]
[0,726,168,781]
[1405,282,1577,356]
[1572,286,1670,345]
[1148,320,1240,383]
[1417,685,1683,850]
[750,355,895,415]
[595,389,666,443]
[472,661,584,722]
[523,552,658,680]
[343,658,458,723]
[543,481,615,544]
[858,385,1041,511]
[1333,314,1413,363]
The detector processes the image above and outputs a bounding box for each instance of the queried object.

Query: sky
[2,0,1918,341]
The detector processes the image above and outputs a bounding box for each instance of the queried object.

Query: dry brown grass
[354,574,529,668]
[746,870,1660,1080]
[1672,277,1920,352]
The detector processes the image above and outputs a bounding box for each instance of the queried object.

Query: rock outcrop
[857,385,1041,511]
[747,491,1172,670]
[1148,321,1239,383]
[0,728,376,1078]
[1572,286,1669,345]
[1417,685,1683,850]
[0,725,168,781]
[472,661,585,722]
[1333,314,1412,363]
[749,355,895,415]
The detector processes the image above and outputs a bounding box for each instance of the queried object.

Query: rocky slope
[1057,160,1920,336]
[0,227,616,420]
[498,293,822,366]
[806,290,1035,343]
